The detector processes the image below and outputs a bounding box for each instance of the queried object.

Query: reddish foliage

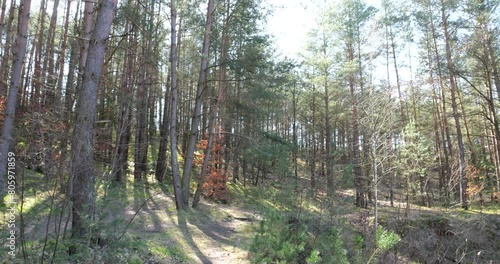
[466,165,484,203]
[195,133,230,203]
[0,96,5,124]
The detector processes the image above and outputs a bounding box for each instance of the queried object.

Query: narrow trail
[125,191,259,264]
[20,186,260,263]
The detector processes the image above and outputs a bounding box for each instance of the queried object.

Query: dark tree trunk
[0,0,31,199]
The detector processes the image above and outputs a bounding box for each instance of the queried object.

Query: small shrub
[249,209,349,264]
[306,249,321,264]
[249,210,307,263]
[376,226,401,251]
[367,226,401,263]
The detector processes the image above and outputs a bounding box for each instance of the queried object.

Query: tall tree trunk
[31,0,47,111]
[440,0,467,210]
[69,0,117,239]
[181,0,214,207]
[156,74,171,183]
[170,0,185,210]
[55,0,71,109]
[0,0,15,96]
[63,0,81,119]
[348,40,364,208]
[429,4,453,202]
[111,28,135,183]
[0,0,7,55]
[292,81,298,188]
[43,0,59,107]
[193,75,219,208]
[134,72,149,181]
[79,1,94,75]
[389,25,405,125]
[310,84,317,198]
[57,0,81,192]
[384,15,396,206]
[0,0,31,200]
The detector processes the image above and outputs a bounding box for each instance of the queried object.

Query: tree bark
[43,0,60,107]
[69,0,117,238]
[0,0,31,199]
[347,39,364,208]
[0,0,15,97]
[156,73,171,183]
[181,0,214,207]
[31,0,47,111]
[170,0,185,210]
[440,0,467,210]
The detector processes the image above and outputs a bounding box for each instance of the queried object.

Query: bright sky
[30,0,387,66]
[266,0,382,60]
[265,0,317,59]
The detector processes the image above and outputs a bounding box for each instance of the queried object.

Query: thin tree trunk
[57,0,81,192]
[31,0,47,111]
[156,73,171,183]
[293,82,298,188]
[389,25,405,125]
[111,32,135,183]
[0,0,7,54]
[440,0,467,210]
[55,0,71,109]
[429,4,453,202]
[348,40,364,208]
[170,0,185,210]
[43,0,59,107]
[0,0,31,199]
[181,0,214,207]
[134,72,149,181]
[192,78,220,208]
[310,84,317,198]
[384,16,395,206]
[63,0,81,119]
[0,0,15,96]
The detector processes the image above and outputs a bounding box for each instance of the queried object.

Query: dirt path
[18,183,259,263]
[182,205,258,264]
[125,191,259,264]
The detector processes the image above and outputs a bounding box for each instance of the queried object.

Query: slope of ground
[0,169,260,264]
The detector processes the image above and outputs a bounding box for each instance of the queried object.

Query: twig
[116,192,160,241]
[20,168,27,262]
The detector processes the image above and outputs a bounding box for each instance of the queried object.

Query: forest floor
[1,168,500,263]
[0,168,261,263]
[116,186,259,264]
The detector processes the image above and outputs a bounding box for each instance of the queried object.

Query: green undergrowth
[0,168,194,263]
[249,209,351,264]
[227,180,372,263]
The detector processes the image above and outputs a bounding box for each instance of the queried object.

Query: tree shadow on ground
[177,211,213,264]
[158,184,251,263]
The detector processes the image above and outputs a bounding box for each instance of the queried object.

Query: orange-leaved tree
[194,133,230,203]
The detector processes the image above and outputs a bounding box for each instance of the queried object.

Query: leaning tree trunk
[181,0,214,207]
[0,0,31,201]
[69,0,117,239]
